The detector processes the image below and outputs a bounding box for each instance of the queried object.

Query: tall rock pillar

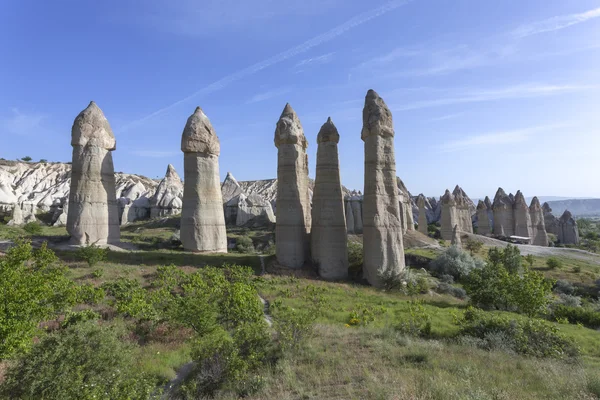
[67,101,119,245]
[529,197,548,246]
[417,194,428,235]
[476,200,492,236]
[492,188,515,237]
[558,210,580,245]
[440,189,458,241]
[180,107,227,253]
[513,190,533,239]
[311,118,348,279]
[274,104,311,268]
[361,90,405,286]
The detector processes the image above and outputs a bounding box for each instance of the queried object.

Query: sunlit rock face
[180,107,227,253]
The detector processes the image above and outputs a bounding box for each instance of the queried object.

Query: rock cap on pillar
[274,103,307,149]
[317,117,340,144]
[181,107,220,155]
[71,101,116,150]
[361,89,394,140]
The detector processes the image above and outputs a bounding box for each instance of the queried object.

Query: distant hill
[544,199,600,218]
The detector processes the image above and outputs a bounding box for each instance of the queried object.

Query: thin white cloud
[438,125,565,153]
[429,112,465,122]
[246,87,293,104]
[512,7,600,38]
[131,150,179,158]
[294,52,335,70]
[394,84,596,111]
[1,108,47,136]
[120,0,412,132]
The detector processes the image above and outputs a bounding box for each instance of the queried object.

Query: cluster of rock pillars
[34,90,580,288]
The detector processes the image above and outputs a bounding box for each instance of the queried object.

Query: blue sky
[1,0,599,199]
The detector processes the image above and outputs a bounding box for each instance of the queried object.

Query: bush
[464,246,554,316]
[347,241,363,278]
[22,221,42,235]
[75,242,108,267]
[488,245,522,274]
[271,302,316,353]
[552,305,600,329]
[0,322,158,399]
[546,257,562,270]
[39,159,48,163]
[429,245,483,280]
[0,240,77,358]
[464,239,483,255]
[555,293,582,308]
[20,156,32,162]
[235,236,255,253]
[394,300,432,337]
[436,282,467,299]
[554,279,575,295]
[456,307,579,359]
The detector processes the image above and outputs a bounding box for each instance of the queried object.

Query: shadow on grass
[54,248,264,274]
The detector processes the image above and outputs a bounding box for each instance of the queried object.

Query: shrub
[555,293,582,308]
[235,235,255,253]
[488,245,522,274]
[429,245,483,280]
[20,156,32,162]
[61,309,101,328]
[0,240,77,358]
[347,241,363,278]
[22,221,42,235]
[464,239,483,255]
[75,242,108,267]
[552,305,600,329]
[456,307,579,359]
[0,321,158,399]
[546,257,562,270]
[554,279,575,295]
[436,282,467,299]
[92,268,104,278]
[464,246,554,316]
[39,159,48,163]
[377,267,403,291]
[573,266,582,273]
[394,300,432,337]
[271,302,316,353]
[347,303,387,327]
[524,254,535,268]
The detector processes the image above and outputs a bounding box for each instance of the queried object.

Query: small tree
[0,240,78,358]
[20,156,32,162]
[39,158,48,163]
[546,257,562,270]
[464,239,483,255]
[524,254,535,268]
[75,242,108,267]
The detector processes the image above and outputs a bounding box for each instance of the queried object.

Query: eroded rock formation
[452,185,474,234]
[513,190,533,239]
[274,104,311,268]
[558,210,580,244]
[361,90,405,286]
[529,197,548,246]
[150,164,183,219]
[492,188,515,237]
[180,107,227,253]
[440,190,457,241]
[67,102,119,245]
[417,194,428,235]
[311,117,348,279]
[543,202,560,236]
[398,178,415,233]
[476,200,492,236]
[451,224,462,247]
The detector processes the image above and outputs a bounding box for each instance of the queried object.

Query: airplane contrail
[120,0,411,132]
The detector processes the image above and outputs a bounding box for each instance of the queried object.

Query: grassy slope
[2,223,600,399]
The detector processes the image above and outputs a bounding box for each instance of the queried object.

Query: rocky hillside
[544,199,600,217]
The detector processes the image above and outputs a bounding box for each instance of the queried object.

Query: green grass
[2,224,600,399]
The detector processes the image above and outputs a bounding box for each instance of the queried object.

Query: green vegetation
[20,156,32,162]
[0,224,599,399]
[547,256,563,270]
[22,221,42,235]
[0,241,78,358]
[465,246,554,316]
[0,322,158,400]
[75,242,108,267]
